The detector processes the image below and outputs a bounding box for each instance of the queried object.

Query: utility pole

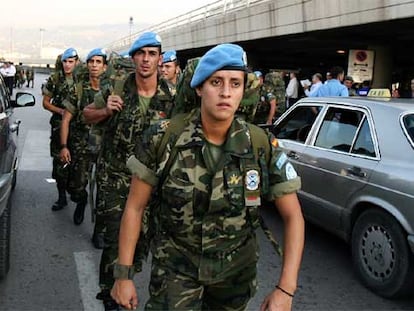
[39,28,45,59]
[129,16,133,44]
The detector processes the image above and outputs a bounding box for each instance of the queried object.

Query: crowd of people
[41,32,305,311]
[0,61,35,96]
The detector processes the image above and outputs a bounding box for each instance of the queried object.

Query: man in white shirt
[285,71,299,109]
[0,61,16,96]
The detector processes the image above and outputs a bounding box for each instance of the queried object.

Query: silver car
[271,96,414,298]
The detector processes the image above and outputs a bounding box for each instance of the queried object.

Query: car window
[402,114,414,146]
[351,117,376,157]
[315,107,363,152]
[272,105,321,143]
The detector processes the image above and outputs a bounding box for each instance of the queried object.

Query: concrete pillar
[369,45,392,89]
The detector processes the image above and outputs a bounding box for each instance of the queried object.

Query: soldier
[254,70,285,125]
[83,32,174,311]
[160,49,180,95]
[236,70,262,123]
[26,66,35,88]
[42,48,79,211]
[59,48,107,226]
[111,43,305,311]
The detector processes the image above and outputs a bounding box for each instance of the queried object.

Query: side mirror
[12,92,36,108]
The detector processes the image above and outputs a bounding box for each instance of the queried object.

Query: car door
[0,77,10,214]
[301,104,380,232]
[272,103,324,188]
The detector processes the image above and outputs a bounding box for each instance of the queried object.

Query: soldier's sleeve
[267,137,301,200]
[126,121,168,187]
[42,76,55,97]
[62,86,78,115]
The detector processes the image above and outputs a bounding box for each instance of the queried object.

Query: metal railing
[106,0,270,51]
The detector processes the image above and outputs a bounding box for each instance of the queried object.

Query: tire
[0,200,11,279]
[351,209,414,298]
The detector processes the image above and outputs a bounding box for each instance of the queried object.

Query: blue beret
[129,32,162,57]
[254,71,263,77]
[162,50,177,64]
[190,43,247,88]
[86,48,107,62]
[61,48,78,61]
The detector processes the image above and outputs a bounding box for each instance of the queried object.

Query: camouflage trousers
[98,210,147,290]
[97,174,149,290]
[50,122,69,185]
[67,151,90,203]
[145,235,258,311]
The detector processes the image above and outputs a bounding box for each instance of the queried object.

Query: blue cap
[61,48,78,61]
[254,71,262,78]
[190,43,247,88]
[162,50,177,64]
[119,50,129,58]
[86,48,107,62]
[129,32,162,57]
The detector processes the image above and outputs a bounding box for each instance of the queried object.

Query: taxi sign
[367,88,391,98]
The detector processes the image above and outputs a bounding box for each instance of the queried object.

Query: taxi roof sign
[367,88,391,98]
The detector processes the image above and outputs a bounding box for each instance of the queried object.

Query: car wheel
[351,209,414,298]
[0,200,11,279]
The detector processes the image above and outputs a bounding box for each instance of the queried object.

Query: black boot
[92,231,105,249]
[51,184,67,211]
[73,200,87,225]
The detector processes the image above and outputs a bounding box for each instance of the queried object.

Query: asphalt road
[0,74,412,310]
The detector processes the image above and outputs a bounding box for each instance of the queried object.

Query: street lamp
[39,28,45,59]
[129,17,133,43]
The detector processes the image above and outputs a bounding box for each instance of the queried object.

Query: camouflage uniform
[62,77,98,205]
[171,57,201,115]
[94,72,174,292]
[26,67,34,88]
[42,73,75,189]
[253,72,286,124]
[236,72,261,123]
[127,108,301,310]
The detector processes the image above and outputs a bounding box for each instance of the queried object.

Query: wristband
[61,144,67,149]
[113,263,135,280]
[275,285,294,298]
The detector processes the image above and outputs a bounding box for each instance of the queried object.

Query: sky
[4,0,219,28]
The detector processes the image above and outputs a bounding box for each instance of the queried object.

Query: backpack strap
[156,113,189,185]
[246,123,283,256]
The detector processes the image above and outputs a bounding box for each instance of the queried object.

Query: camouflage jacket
[42,74,75,125]
[96,72,174,180]
[63,78,98,155]
[236,72,262,122]
[127,109,301,280]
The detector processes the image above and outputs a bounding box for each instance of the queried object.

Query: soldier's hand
[260,288,293,311]
[111,279,138,310]
[106,95,124,116]
[59,147,71,164]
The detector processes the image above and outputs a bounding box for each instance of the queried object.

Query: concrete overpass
[105,0,414,91]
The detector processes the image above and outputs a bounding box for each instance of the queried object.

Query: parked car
[0,75,35,279]
[270,96,414,298]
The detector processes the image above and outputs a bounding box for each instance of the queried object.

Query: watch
[113,263,135,280]
[61,144,67,149]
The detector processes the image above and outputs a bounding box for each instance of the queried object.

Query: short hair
[329,66,344,79]
[313,73,323,81]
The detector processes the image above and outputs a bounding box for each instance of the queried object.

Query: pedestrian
[285,71,300,108]
[304,73,323,97]
[42,48,79,211]
[111,43,305,311]
[59,48,107,227]
[160,49,180,95]
[310,66,348,97]
[83,32,175,311]
[0,61,16,96]
[26,66,35,88]
[344,75,357,96]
